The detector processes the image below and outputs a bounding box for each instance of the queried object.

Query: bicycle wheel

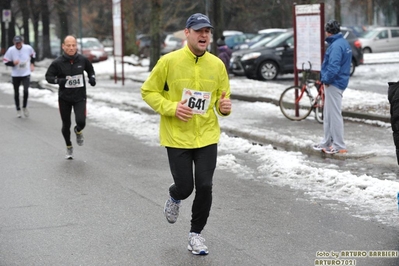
[279,86,313,121]
[314,95,324,124]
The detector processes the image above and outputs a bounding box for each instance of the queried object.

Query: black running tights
[58,98,86,146]
[12,76,30,110]
[166,144,217,234]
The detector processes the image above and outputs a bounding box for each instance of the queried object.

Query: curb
[230,94,391,123]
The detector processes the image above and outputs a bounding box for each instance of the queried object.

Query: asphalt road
[1,84,399,265]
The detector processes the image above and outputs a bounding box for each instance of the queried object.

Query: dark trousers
[166,144,217,234]
[12,76,30,110]
[58,98,86,146]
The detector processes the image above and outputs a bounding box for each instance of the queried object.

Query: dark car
[136,34,151,58]
[225,33,255,50]
[233,31,295,80]
[340,26,364,76]
[234,29,287,50]
[233,28,363,81]
[229,31,287,76]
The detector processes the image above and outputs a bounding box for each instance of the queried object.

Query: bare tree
[17,0,30,44]
[29,0,41,58]
[40,0,52,59]
[149,0,162,71]
[0,0,16,54]
[54,0,69,41]
[211,0,223,55]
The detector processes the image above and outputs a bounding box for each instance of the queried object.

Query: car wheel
[257,60,279,81]
[350,59,355,76]
[363,47,372,53]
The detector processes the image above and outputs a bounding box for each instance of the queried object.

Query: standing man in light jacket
[3,36,36,118]
[313,19,352,154]
[141,13,231,255]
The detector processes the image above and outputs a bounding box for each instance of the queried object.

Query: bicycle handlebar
[301,61,312,72]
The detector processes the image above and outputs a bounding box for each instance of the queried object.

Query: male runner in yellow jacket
[141,13,231,256]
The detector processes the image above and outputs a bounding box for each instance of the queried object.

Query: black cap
[185,13,213,30]
[325,20,340,34]
[13,36,23,43]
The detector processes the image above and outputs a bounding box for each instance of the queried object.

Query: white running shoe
[74,127,84,146]
[65,146,73,160]
[188,233,208,255]
[17,110,22,118]
[164,197,181,224]
[23,108,29,117]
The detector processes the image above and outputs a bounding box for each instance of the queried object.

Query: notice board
[294,4,324,72]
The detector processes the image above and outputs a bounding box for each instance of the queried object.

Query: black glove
[57,78,66,85]
[89,77,96,86]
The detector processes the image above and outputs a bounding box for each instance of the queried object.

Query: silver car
[359,27,399,53]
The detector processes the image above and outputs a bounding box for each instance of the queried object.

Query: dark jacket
[45,53,95,102]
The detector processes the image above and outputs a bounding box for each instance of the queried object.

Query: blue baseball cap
[186,13,213,30]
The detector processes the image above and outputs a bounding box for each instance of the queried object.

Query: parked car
[51,40,61,58]
[225,33,256,50]
[77,37,108,63]
[234,29,287,50]
[340,26,364,76]
[359,27,399,53]
[161,34,183,55]
[229,31,287,76]
[136,34,151,58]
[232,27,363,81]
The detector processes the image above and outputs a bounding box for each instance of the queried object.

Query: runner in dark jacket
[45,35,96,159]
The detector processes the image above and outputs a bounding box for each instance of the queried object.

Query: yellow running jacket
[141,45,231,148]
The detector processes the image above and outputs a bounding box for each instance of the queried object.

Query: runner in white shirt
[3,36,36,118]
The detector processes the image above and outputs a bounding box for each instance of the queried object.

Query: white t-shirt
[3,44,36,77]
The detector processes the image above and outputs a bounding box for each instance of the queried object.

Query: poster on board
[294,4,324,72]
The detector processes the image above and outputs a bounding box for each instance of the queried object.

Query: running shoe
[188,233,209,255]
[17,110,22,118]
[164,197,181,224]
[23,108,29,117]
[322,146,348,154]
[312,144,324,151]
[74,126,84,146]
[65,146,73,159]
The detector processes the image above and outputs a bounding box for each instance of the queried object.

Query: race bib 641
[181,88,211,115]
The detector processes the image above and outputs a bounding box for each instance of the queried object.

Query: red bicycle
[279,63,324,124]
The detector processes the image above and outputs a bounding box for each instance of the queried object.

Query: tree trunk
[18,0,30,44]
[0,0,16,54]
[211,0,223,55]
[149,0,162,71]
[334,0,341,22]
[123,0,137,56]
[40,0,52,59]
[30,0,41,59]
[55,0,69,44]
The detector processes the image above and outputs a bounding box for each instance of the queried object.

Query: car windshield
[361,29,380,39]
[81,39,103,49]
[250,36,275,48]
[265,31,292,48]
